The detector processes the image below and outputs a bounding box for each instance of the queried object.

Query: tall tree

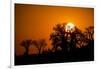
[50,23,85,53]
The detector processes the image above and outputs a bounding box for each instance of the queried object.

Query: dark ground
[15,45,94,66]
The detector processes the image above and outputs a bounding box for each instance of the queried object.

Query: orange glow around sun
[15,4,94,56]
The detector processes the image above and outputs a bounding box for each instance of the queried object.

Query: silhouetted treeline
[15,23,94,65]
[20,39,47,55]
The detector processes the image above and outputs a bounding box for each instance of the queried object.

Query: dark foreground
[15,45,94,65]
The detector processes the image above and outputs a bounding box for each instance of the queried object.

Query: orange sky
[15,4,94,56]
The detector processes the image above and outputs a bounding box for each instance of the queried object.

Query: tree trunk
[25,47,29,56]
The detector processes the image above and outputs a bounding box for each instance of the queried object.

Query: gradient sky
[15,4,94,56]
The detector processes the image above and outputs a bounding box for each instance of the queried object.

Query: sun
[65,22,75,32]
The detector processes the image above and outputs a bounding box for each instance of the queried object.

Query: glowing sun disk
[65,22,75,32]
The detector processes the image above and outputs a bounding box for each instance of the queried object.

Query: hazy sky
[15,4,94,56]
